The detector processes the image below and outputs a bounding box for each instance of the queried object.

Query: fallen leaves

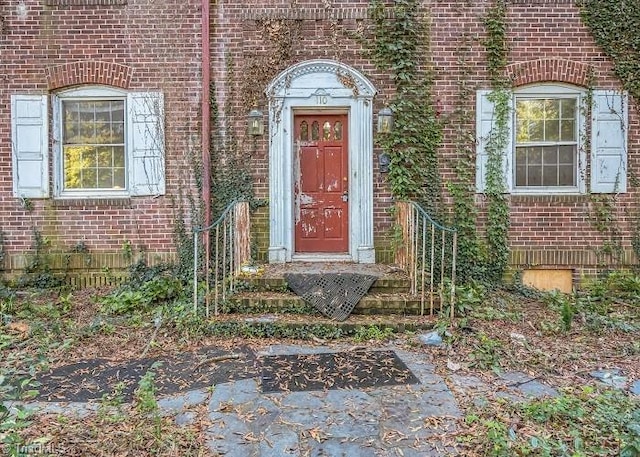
[6,321,30,338]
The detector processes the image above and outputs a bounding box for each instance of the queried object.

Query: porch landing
[256,262,403,278]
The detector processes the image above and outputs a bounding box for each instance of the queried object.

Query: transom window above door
[298,119,343,142]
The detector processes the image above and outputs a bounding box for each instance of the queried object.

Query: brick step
[226,291,443,316]
[236,276,412,294]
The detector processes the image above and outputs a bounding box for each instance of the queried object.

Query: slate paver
[260,425,300,456]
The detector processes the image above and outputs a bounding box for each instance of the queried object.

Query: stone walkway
[7,342,567,456]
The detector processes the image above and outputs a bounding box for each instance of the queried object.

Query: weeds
[461,386,640,456]
[134,364,160,415]
[353,325,395,342]
[100,276,185,315]
[539,272,640,334]
[440,280,486,317]
[0,374,39,454]
[468,333,503,371]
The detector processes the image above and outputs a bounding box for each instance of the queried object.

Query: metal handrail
[395,201,457,318]
[192,200,250,317]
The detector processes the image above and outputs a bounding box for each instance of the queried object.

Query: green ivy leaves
[482,1,511,283]
[581,0,640,103]
[369,0,442,211]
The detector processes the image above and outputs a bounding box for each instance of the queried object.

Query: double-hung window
[476,84,627,195]
[11,87,165,199]
[515,96,578,189]
[61,97,126,193]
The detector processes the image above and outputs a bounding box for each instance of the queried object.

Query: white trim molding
[266,59,377,264]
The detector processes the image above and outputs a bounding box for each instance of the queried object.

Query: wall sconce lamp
[377,106,393,134]
[247,108,264,136]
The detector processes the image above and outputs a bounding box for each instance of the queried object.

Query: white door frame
[266,59,377,264]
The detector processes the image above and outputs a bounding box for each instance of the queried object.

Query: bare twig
[140,314,162,359]
[194,354,242,371]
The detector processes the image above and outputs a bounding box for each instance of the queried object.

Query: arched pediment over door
[266,59,377,263]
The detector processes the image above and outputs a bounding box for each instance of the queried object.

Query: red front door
[294,114,349,253]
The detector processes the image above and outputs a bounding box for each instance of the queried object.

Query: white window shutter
[128,92,165,196]
[51,94,62,197]
[11,95,49,198]
[591,90,627,193]
[476,89,512,193]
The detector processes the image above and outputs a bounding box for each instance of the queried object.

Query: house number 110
[316,95,328,105]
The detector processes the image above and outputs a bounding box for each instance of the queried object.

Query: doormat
[284,273,377,321]
[34,346,257,402]
[260,349,419,393]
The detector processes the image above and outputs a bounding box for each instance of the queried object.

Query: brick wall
[427,0,638,273]
[2,0,637,279]
[0,0,202,273]
[215,0,637,273]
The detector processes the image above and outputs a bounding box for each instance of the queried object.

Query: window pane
[97,146,112,167]
[560,120,575,141]
[62,99,125,191]
[543,165,557,186]
[334,121,342,140]
[515,95,579,189]
[529,147,542,165]
[81,169,97,189]
[114,168,126,188]
[63,102,80,143]
[114,147,125,168]
[544,99,560,119]
[543,147,557,165]
[98,169,113,188]
[558,145,574,164]
[560,99,576,119]
[82,148,97,168]
[516,119,528,143]
[530,121,544,142]
[111,122,125,144]
[300,121,308,141]
[323,121,331,140]
[516,164,527,187]
[559,164,575,186]
[94,101,111,121]
[527,146,542,186]
[108,101,125,143]
[545,120,559,141]
[528,164,542,186]
[311,121,319,140]
[63,146,83,189]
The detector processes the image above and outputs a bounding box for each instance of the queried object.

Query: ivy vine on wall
[581,0,640,266]
[368,0,442,213]
[580,1,640,103]
[482,0,511,283]
[447,32,486,283]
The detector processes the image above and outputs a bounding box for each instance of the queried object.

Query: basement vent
[522,269,574,294]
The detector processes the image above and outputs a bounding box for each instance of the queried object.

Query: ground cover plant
[0,271,638,455]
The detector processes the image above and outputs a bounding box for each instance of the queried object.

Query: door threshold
[292,254,353,263]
